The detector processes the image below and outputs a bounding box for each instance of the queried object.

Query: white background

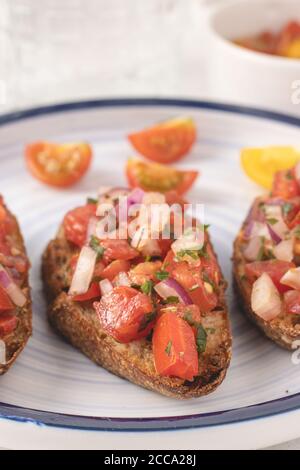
[0,0,299,450]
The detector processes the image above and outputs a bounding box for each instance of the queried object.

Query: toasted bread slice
[0,202,32,374]
[233,197,300,350]
[42,223,231,399]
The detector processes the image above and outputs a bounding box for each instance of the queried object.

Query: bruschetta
[0,196,31,374]
[42,188,231,398]
[233,164,300,349]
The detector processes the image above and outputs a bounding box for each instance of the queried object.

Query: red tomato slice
[25,141,92,188]
[163,250,218,312]
[152,312,198,381]
[126,159,198,195]
[102,259,131,282]
[0,285,14,311]
[101,239,139,264]
[72,282,101,302]
[94,286,155,343]
[63,203,97,247]
[284,290,300,315]
[128,117,196,164]
[0,313,17,337]
[245,260,295,294]
[159,304,201,338]
[271,169,299,200]
[277,21,300,56]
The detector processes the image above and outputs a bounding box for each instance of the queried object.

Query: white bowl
[208,0,300,116]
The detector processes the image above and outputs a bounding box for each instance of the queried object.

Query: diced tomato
[94,286,155,343]
[284,290,300,315]
[245,260,295,294]
[126,159,198,195]
[25,141,92,188]
[128,260,162,285]
[72,282,101,302]
[277,21,300,56]
[128,117,196,164]
[63,203,97,247]
[159,304,201,338]
[0,313,17,337]
[101,239,139,264]
[102,260,131,282]
[152,312,198,381]
[271,169,299,200]
[0,285,14,311]
[164,190,187,208]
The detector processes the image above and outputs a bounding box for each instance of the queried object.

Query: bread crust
[0,207,32,374]
[42,226,232,399]
[233,197,300,350]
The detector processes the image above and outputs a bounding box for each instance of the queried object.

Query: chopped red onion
[243,236,262,261]
[273,238,294,262]
[99,279,113,295]
[0,265,26,307]
[127,188,145,206]
[69,246,97,296]
[267,224,282,245]
[114,271,131,287]
[154,278,193,305]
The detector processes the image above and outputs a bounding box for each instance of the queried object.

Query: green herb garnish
[294,225,300,239]
[165,340,172,356]
[89,235,105,260]
[138,311,156,332]
[87,197,98,205]
[202,272,215,290]
[162,296,179,304]
[266,218,278,226]
[156,270,169,281]
[140,280,154,296]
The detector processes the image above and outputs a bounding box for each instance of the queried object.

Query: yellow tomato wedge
[241,146,300,189]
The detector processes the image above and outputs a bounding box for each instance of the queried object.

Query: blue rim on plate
[1,97,300,432]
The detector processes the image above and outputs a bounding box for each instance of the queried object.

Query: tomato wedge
[271,169,299,199]
[25,141,92,188]
[101,239,139,264]
[284,290,300,315]
[126,159,198,194]
[128,117,196,164]
[102,259,131,282]
[63,203,97,247]
[0,313,17,337]
[94,286,155,343]
[0,285,14,311]
[245,260,295,294]
[152,312,198,381]
[72,282,101,302]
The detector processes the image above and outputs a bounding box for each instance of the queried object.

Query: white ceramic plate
[0,99,300,450]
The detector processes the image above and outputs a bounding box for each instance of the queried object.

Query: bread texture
[42,227,232,399]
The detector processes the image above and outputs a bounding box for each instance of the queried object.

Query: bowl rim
[208,0,300,68]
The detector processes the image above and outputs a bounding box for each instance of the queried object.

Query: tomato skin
[101,239,139,264]
[245,260,295,294]
[271,169,299,199]
[163,250,218,312]
[152,312,198,381]
[63,203,97,247]
[94,286,155,343]
[72,282,101,302]
[126,159,198,195]
[102,259,131,282]
[284,290,300,315]
[0,285,14,311]
[25,141,92,188]
[128,117,196,164]
[0,313,17,337]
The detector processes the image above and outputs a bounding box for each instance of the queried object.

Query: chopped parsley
[196,325,207,354]
[266,218,278,226]
[162,296,179,305]
[87,197,98,205]
[202,272,215,290]
[144,255,152,262]
[282,202,293,217]
[89,235,105,260]
[138,311,156,332]
[165,340,172,356]
[155,270,169,281]
[176,249,199,261]
[140,280,154,296]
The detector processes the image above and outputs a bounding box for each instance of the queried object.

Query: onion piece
[154,278,193,305]
[99,278,113,296]
[273,238,294,262]
[171,229,204,256]
[264,204,290,241]
[280,267,300,290]
[127,188,145,206]
[243,236,262,261]
[0,340,5,365]
[114,271,131,287]
[251,273,282,321]
[0,265,26,307]
[69,246,97,296]
[267,224,282,244]
[247,222,271,240]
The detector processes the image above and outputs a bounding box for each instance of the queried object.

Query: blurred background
[0,0,232,112]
